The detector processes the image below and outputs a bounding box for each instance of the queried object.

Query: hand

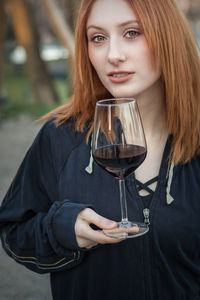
[75,208,122,249]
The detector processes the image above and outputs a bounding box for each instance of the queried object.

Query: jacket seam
[58,137,87,181]
[2,229,80,270]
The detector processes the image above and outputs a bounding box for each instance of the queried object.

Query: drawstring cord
[85,149,94,174]
[85,136,94,174]
[85,135,175,205]
[166,159,174,205]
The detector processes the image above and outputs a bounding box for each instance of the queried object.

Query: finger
[78,221,122,245]
[85,242,98,249]
[103,225,139,239]
[80,208,117,230]
[77,235,98,249]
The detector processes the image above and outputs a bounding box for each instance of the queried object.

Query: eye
[91,35,106,43]
[125,30,140,39]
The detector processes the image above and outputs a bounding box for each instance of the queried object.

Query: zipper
[143,208,150,226]
[142,207,152,300]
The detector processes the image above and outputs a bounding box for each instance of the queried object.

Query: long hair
[41,0,200,164]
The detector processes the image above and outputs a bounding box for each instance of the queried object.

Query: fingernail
[106,220,116,227]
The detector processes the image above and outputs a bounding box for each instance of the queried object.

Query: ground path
[0,116,51,300]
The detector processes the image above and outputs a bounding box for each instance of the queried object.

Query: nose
[108,39,126,65]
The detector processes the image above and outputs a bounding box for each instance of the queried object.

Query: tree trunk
[0,0,7,118]
[65,0,81,32]
[41,0,75,96]
[6,0,59,104]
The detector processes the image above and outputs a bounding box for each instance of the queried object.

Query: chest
[135,134,167,195]
[60,145,200,221]
[57,142,200,296]
[59,141,200,247]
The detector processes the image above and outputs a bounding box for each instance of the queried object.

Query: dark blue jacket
[0,119,200,300]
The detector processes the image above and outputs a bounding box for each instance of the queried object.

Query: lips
[108,71,134,83]
[111,72,130,77]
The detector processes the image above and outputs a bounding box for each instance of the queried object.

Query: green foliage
[1,64,69,119]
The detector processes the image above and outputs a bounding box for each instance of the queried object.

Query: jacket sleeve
[0,121,89,274]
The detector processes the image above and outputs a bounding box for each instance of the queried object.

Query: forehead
[86,0,136,28]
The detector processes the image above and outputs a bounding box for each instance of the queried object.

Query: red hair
[41,0,200,164]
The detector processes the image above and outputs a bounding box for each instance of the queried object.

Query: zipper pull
[143,208,150,226]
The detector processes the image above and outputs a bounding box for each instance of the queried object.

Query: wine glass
[92,98,149,239]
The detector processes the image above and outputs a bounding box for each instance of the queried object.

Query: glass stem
[119,179,128,224]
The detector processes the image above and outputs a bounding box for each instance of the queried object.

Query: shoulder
[177,153,200,180]
[36,118,86,148]
[35,118,87,172]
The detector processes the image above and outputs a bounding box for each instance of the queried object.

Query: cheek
[137,46,151,67]
[138,48,161,79]
[88,46,98,70]
[134,40,154,69]
[88,45,94,64]
[88,45,106,78]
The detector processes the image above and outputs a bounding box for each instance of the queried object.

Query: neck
[136,79,166,139]
[134,79,168,183]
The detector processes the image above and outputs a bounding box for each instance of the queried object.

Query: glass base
[103,221,149,239]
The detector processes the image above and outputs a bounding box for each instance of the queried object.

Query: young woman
[0,0,200,299]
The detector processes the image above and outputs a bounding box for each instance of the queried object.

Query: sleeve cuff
[46,200,91,255]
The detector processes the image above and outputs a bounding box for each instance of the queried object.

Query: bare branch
[41,0,75,64]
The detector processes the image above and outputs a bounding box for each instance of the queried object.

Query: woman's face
[86,0,161,100]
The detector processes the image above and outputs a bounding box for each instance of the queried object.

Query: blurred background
[0,0,199,299]
[0,0,81,120]
[0,0,199,120]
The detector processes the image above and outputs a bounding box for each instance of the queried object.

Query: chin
[110,91,135,99]
[108,88,138,99]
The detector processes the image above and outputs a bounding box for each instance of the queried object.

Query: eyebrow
[87,20,139,31]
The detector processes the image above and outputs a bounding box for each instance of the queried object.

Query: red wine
[93,144,146,179]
